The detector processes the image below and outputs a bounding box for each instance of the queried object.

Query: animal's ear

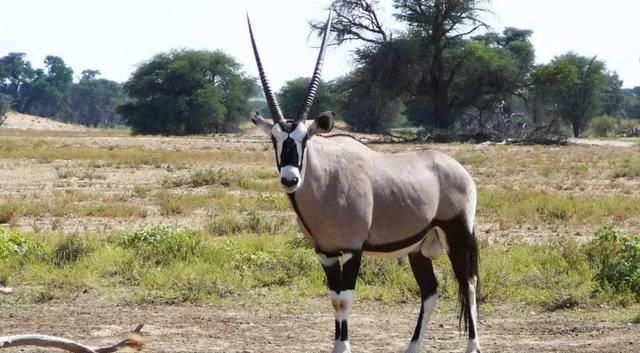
[251,111,273,136]
[308,111,335,136]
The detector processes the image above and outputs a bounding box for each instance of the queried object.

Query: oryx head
[247,12,335,193]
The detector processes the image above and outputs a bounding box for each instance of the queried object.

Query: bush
[586,227,640,303]
[0,230,29,259]
[52,235,95,266]
[588,115,617,137]
[615,119,640,137]
[118,227,202,265]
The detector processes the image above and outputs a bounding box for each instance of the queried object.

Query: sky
[1,0,639,89]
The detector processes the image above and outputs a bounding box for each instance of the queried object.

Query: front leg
[318,251,363,353]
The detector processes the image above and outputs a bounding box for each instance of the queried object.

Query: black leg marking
[341,251,362,291]
[339,320,348,341]
[408,251,438,342]
[334,320,340,341]
[322,261,341,293]
[411,304,425,342]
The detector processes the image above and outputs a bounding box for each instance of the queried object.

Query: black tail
[456,230,480,332]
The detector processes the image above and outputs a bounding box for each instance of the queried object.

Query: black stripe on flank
[362,225,431,253]
[287,193,313,238]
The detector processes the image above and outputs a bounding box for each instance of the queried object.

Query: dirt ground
[1,300,638,353]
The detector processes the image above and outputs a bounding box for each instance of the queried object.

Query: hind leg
[405,251,438,353]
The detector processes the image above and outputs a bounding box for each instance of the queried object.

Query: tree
[393,0,489,129]
[118,50,256,135]
[622,87,640,120]
[278,78,341,119]
[600,72,624,117]
[64,70,125,127]
[18,55,73,118]
[337,36,423,132]
[0,94,10,126]
[310,0,389,45]
[317,0,531,133]
[533,53,608,137]
[0,53,35,104]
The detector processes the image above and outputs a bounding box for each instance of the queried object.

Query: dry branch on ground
[0,324,144,353]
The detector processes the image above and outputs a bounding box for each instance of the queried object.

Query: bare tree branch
[0,325,145,353]
[310,0,388,46]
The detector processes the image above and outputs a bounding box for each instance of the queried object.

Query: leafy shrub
[52,235,94,266]
[118,227,202,265]
[0,230,29,259]
[586,227,640,303]
[588,115,617,137]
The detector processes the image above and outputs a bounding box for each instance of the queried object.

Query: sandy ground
[568,137,636,148]
[1,112,92,132]
[1,300,638,353]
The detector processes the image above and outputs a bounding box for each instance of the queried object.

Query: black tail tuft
[457,230,480,333]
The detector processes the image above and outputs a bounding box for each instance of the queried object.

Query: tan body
[247,12,481,351]
[293,135,476,255]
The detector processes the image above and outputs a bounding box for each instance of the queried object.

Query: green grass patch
[475,238,594,308]
[0,194,145,221]
[206,210,296,236]
[164,168,279,192]
[478,187,640,227]
[0,229,29,259]
[118,227,202,266]
[2,227,639,313]
[612,158,640,178]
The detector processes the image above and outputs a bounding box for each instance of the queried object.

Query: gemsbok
[247,11,482,353]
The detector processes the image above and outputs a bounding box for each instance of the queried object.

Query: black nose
[280,177,299,187]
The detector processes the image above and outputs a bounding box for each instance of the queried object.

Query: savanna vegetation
[0,130,638,319]
[1,2,639,350]
[2,0,639,137]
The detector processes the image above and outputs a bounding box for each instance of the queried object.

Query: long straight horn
[247,14,284,123]
[297,10,332,122]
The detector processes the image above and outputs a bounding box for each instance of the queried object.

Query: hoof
[465,339,482,353]
[404,341,422,353]
[331,340,351,353]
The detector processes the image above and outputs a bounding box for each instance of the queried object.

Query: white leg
[331,287,355,352]
[405,293,438,353]
[465,276,481,353]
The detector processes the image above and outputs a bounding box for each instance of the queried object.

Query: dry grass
[1,129,639,241]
